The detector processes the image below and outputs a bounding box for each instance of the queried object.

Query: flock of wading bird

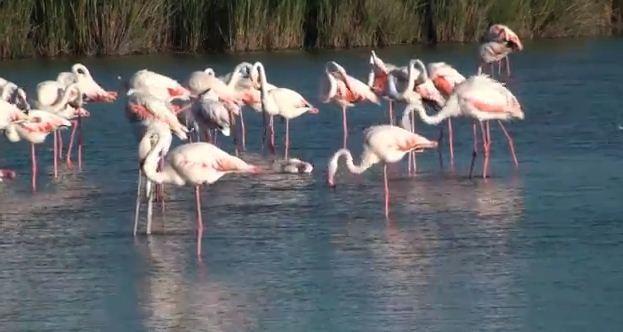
[0,24,524,254]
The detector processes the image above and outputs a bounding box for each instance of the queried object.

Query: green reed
[0,0,35,59]
[0,0,619,59]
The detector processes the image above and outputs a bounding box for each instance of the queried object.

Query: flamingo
[56,63,118,102]
[36,83,87,175]
[128,69,191,102]
[485,24,523,76]
[387,59,444,174]
[188,88,239,143]
[320,61,379,148]
[253,62,318,160]
[0,100,29,181]
[138,121,260,256]
[126,88,189,234]
[327,125,437,217]
[405,74,524,179]
[1,82,31,111]
[427,62,466,165]
[186,66,250,150]
[4,111,71,192]
[368,51,397,124]
[245,64,281,153]
[42,64,118,169]
[272,158,313,174]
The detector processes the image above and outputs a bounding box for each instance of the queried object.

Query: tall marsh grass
[0,0,619,59]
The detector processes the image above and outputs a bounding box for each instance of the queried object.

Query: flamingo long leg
[269,116,276,154]
[65,120,78,169]
[133,169,143,237]
[497,120,519,168]
[146,180,154,235]
[229,111,239,155]
[157,157,165,213]
[448,119,454,167]
[58,130,64,158]
[239,109,246,151]
[261,111,268,152]
[479,121,489,179]
[195,185,203,257]
[53,131,58,179]
[77,116,83,171]
[383,164,390,218]
[31,143,37,193]
[341,106,348,149]
[284,118,290,160]
[410,111,417,175]
[469,122,478,179]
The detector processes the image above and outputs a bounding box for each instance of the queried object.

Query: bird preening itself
[479,24,523,77]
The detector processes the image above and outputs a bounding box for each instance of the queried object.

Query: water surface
[1,38,623,331]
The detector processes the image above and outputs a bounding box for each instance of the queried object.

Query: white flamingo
[327,125,437,217]
[320,61,379,148]
[138,121,260,256]
[368,50,397,124]
[254,62,318,160]
[0,100,29,181]
[387,59,444,174]
[427,61,466,166]
[483,24,523,76]
[4,111,71,192]
[405,74,524,179]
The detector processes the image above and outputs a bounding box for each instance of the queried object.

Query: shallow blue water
[1,38,623,331]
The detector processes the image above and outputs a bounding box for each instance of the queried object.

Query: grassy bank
[0,0,618,59]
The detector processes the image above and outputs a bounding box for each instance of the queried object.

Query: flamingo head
[326,61,348,81]
[506,35,523,51]
[415,80,445,107]
[0,169,16,180]
[12,88,31,112]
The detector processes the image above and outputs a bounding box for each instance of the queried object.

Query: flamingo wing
[460,76,521,114]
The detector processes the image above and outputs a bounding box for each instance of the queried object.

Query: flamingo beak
[308,107,319,114]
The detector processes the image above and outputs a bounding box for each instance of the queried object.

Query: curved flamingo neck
[142,128,175,185]
[327,148,376,185]
[49,83,81,112]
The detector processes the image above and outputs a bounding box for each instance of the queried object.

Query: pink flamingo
[139,121,260,256]
[55,64,118,170]
[128,69,191,102]
[406,74,524,179]
[186,67,247,150]
[0,100,28,181]
[35,82,87,175]
[188,88,239,143]
[428,62,466,166]
[327,125,438,217]
[486,24,523,76]
[386,59,444,174]
[4,111,71,192]
[368,51,397,124]
[320,61,379,148]
[57,64,118,102]
[253,62,318,160]
[1,82,30,111]
[127,88,190,235]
